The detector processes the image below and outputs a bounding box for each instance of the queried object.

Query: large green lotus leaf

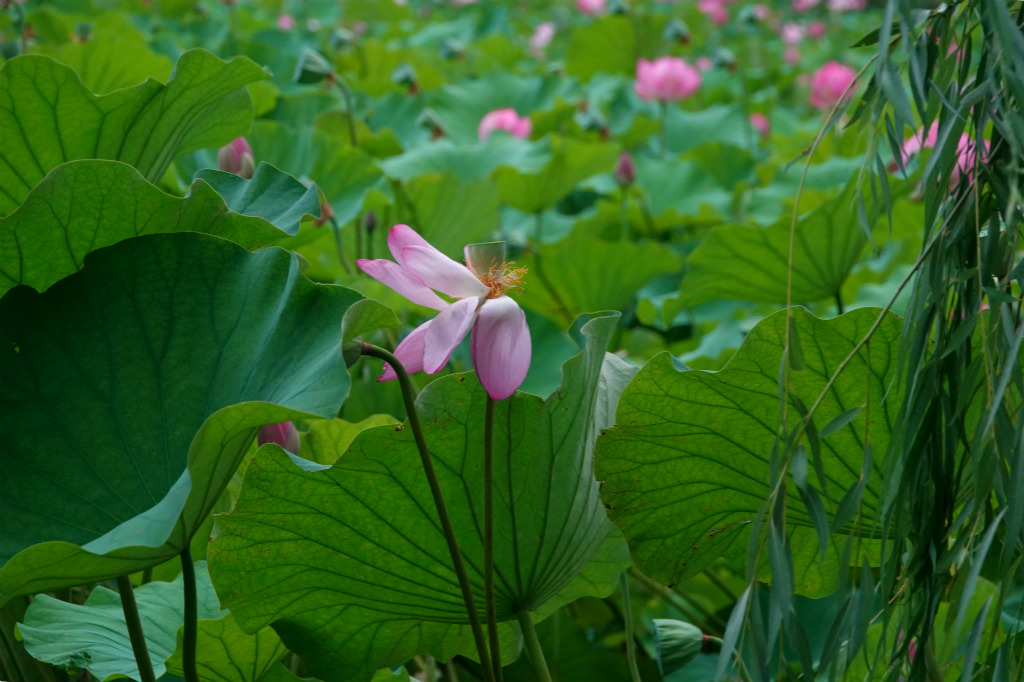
[208,314,631,680]
[493,136,618,214]
[247,121,382,228]
[634,157,733,222]
[301,415,401,466]
[34,32,173,94]
[676,182,871,308]
[0,232,362,603]
[596,307,901,597]
[194,163,322,236]
[517,230,680,325]
[565,16,636,81]
[378,137,547,183]
[403,171,501,257]
[17,562,224,681]
[0,49,267,216]
[165,614,289,682]
[0,160,295,297]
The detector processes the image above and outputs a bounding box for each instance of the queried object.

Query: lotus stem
[181,548,200,682]
[620,572,644,682]
[484,395,503,681]
[116,575,157,682]
[517,609,552,682]
[360,343,495,682]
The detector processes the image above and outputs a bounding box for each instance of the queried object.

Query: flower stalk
[483,395,503,681]
[181,548,200,682]
[116,575,157,682]
[360,343,496,682]
[517,609,552,682]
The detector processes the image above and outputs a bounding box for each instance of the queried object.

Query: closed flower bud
[217,137,255,179]
[258,421,301,455]
[663,18,691,44]
[652,619,706,676]
[614,152,636,188]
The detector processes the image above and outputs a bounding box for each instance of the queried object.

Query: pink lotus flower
[752,4,771,20]
[781,22,804,46]
[828,0,866,11]
[614,152,636,187]
[749,113,770,140]
[888,122,989,187]
[792,0,820,10]
[530,21,556,57]
[808,21,827,39]
[784,47,802,65]
[478,109,532,141]
[576,0,605,15]
[635,57,702,102]
[356,226,531,400]
[259,422,301,455]
[696,57,713,72]
[277,14,296,31]
[698,0,730,25]
[217,137,255,179]
[809,61,857,110]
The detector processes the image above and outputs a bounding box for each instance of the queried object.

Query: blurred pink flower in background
[452,0,478,4]
[576,0,605,15]
[781,22,804,46]
[752,4,771,20]
[217,137,255,179]
[635,57,702,101]
[808,20,827,39]
[809,61,858,109]
[258,422,301,455]
[828,0,866,11]
[792,0,820,10]
[696,56,713,72]
[785,47,802,65]
[276,14,296,30]
[530,21,556,57]
[749,113,770,140]
[478,109,532,141]
[888,122,989,187]
[698,0,730,25]
[356,225,532,400]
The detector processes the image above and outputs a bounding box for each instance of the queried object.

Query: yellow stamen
[476,262,528,299]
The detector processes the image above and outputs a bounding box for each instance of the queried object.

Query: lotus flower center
[474,262,527,299]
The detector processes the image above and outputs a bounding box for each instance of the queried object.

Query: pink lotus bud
[634,57,702,102]
[277,14,296,31]
[752,4,771,20]
[785,47,802,65]
[477,108,532,141]
[749,113,770,140]
[809,61,858,110]
[576,0,605,15]
[258,421,301,455]
[697,0,729,25]
[791,0,820,10]
[217,137,255,179]
[808,21,827,39]
[530,21,556,57]
[614,152,636,187]
[696,57,713,72]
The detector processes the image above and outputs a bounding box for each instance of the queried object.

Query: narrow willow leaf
[597,308,902,596]
[714,585,751,682]
[821,407,865,438]
[0,233,361,602]
[0,50,268,215]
